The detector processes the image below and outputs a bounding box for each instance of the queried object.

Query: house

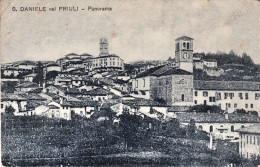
[193,60,204,70]
[24,73,37,82]
[42,105,60,119]
[2,68,20,77]
[82,88,112,101]
[131,65,164,99]
[193,80,260,114]
[91,38,124,71]
[60,100,99,120]
[1,94,27,115]
[45,63,61,72]
[176,112,259,140]
[237,124,260,159]
[15,82,40,92]
[17,61,37,70]
[203,59,218,68]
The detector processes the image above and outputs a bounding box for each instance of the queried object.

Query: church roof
[175,36,193,41]
[157,68,193,76]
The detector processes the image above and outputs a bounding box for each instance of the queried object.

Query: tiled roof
[236,124,260,134]
[15,82,39,88]
[175,36,193,41]
[135,65,164,78]
[1,94,27,101]
[24,73,37,77]
[203,59,218,62]
[61,100,99,107]
[176,112,260,123]
[84,88,110,96]
[27,101,48,109]
[157,68,192,76]
[19,93,46,100]
[194,80,260,91]
[122,99,166,107]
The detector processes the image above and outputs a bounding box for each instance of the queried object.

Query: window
[255,93,260,100]
[80,111,83,115]
[183,42,186,48]
[64,113,67,119]
[194,100,197,104]
[239,93,243,99]
[229,93,234,99]
[234,103,237,108]
[203,91,208,97]
[241,125,245,129]
[198,125,203,130]
[254,137,255,145]
[224,93,228,99]
[245,93,249,100]
[181,94,185,101]
[194,91,198,96]
[231,125,234,132]
[136,80,138,88]
[210,125,213,132]
[250,136,252,144]
[143,79,145,87]
[209,97,216,102]
[1,104,3,108]
[245,104,248,108]
[251,104,253,108]
[187,42,190,49]
[247,135,248,144]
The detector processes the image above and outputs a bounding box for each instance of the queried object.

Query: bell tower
[175,36,193,73]
[100,37,109,56]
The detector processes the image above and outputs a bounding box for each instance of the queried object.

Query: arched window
[231,125,234,132]
[187,43,190,49]
[183,42,186,48]
[241,125,245,129]
[210,125,213,132]
[198,125,203,130]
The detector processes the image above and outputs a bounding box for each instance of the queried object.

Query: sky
[1,0,259,64]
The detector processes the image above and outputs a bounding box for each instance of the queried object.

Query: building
[1,94,27,115]
[24,73,37,82]
[203,59,218,68]
[60,100,99,120]
[175,36,194,73]
[193,80,260,114]
[176,112,259,140]
[237,124,260,159]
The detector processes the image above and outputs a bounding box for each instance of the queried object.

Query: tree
[5,105,15,116]
[118,108,143,150]
[186,119,196,138]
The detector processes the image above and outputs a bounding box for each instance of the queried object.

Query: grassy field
[1,114,244,166]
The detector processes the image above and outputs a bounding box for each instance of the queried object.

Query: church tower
[175,36,193,73]
[100,37,109,56]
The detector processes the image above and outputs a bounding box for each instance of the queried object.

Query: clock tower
[100,37,109,57]
[175,36,193,73]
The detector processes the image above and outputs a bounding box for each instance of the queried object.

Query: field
[1,113,242,166]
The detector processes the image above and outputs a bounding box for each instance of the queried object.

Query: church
[131,35,194,106]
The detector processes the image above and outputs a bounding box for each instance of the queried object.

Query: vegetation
[1,110,246,166]
[189,105,224,114]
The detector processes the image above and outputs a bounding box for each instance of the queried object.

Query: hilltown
[1,36,260,162]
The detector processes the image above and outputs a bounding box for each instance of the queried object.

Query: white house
[237,124,260,159]
[60,100,99,120]
[176,112,259,140]
[193,80,260,114]
[1,94,27,115]
[24,73,37,82]
[203,59,218,68]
